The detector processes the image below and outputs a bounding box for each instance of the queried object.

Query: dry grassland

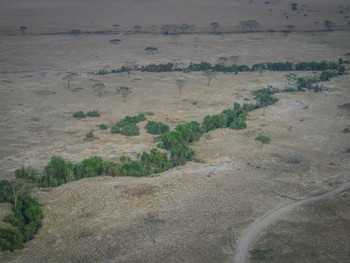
[0,0,350,262]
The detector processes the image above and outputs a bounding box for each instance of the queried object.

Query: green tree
[92,82,105,97]
[210,22,219,33]
[175,79,186,95]
[116,87,132,102]
[144,47,158,55]
[202,70,218,86]
[63,72,77,89]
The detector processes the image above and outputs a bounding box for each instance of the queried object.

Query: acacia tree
[238,20,260,32]
[324,20,336,31]
[150,25,157,34]
[116,86,132,102]
[286,24,295,32]
[112,24,119,32]
[202,70,218,86]
[134,25,141,32]
[63,72,77,89]
[175,79,185,95]
[93,82,105,97]
[19,26,27,35]
[180,23,189,33]
[210,22,219,33]
[124,61,137,78]
[144,47,158,55]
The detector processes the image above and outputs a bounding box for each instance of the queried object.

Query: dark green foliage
[42,156,75,187]
[74,156,117,178]
[145,121,170,135]
[252,88,278,109]
[175,121,202,143]
[319,70,337,81]
[201,114,228,132]
[169,144,194,166]
[0,179,43,251]
[119,123,140,136]
[96,60,340,76]
[99,124,109,130]
[86,110,100,117]
[85,130,94,139]
[111,114,146,136]
[73,111,87,119]
[15,167,40,184]
[141,63,175,72]
[0,227,24,251]
[255,135,271,144]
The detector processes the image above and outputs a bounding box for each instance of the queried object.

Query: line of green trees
[97,60,341,75]
[0,178,43,251]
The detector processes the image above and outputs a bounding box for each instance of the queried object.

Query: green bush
[111,114,146,136]
[145,121,170,135]
[99,124,108,130]
[42,156,75,187]
[85,130,94,139]
[72,111,87,119]
[86,110,100,117]
[319,70,337,81]
[255,135,271,144]
[120,123,140,136]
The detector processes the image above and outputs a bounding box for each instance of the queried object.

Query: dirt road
[234,180,350,263]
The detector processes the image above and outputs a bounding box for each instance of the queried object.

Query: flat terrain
[0,0,350,262]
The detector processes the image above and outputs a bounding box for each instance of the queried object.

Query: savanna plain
[0,0,350,262]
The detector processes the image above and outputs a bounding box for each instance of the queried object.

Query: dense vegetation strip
[96,60,345,75]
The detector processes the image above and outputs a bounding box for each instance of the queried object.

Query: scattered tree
[150,25,157,34]
[85,130,94,139]
[144,47,158,55]
[110,39,121,44]
[175,79,186,95]
[19,26,27,35]
[238,20,260,32]
[134,25,141,32]
[202,70,218,86]
[112,24,119,32]
[116,86,132,102]
[286,24,295,32]
[63,72,77,89]
[124,61,137,78]
[210,22,219,33]
[92,82,105,97]
[180,23,190,33]
[324,20,336,31]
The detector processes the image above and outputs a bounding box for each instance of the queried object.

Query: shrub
[255,135,271,144]
[99,124,108,130]
[73,111,87,119]
[111,114,146,136]
[145,121,170,135]
[87,110,100,117]
[319,70,337,81]
[120,123,140,136]
[85,130,94,139]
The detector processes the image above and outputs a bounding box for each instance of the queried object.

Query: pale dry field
[0,0,350,262]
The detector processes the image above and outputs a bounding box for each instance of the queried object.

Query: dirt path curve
[234,180,350,263]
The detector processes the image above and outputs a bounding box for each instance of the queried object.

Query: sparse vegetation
[255,135,271,144]
[87,110,101,117]
[85,130,94,139]
[73,111,87,119]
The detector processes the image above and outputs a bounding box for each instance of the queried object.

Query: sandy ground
[0,1,350,262]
